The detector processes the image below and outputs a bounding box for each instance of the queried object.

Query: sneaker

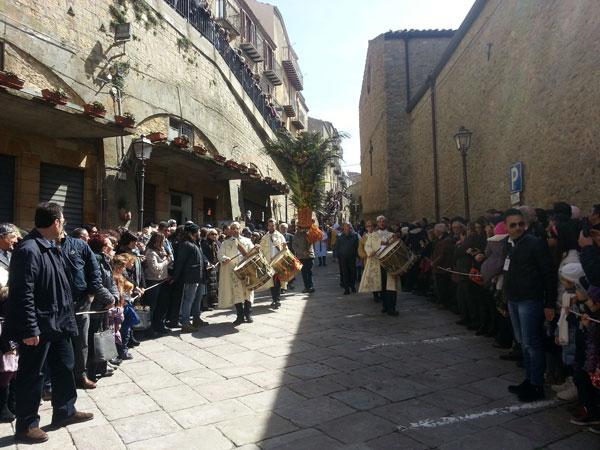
[552,376,574,393]
[556,385,578,401]
[15,427,48,443]
[51,411,94,428]
[570,410,600,425]
[508,379,531,394]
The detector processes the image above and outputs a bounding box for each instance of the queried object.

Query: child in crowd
[111,255,139,360]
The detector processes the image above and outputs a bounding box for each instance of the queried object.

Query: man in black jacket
[579,222,600,286]
[2,203,93,443]
[61,231,115,389]
[502,208,557,402]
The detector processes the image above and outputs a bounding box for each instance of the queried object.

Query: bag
[93,329,118,363]
[469,267,484,285]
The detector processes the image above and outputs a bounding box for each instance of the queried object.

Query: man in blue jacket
[2,203,93,443]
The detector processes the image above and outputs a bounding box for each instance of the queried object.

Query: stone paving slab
[3,254,595,448]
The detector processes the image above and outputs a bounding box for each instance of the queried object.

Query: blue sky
[266,0,476,173]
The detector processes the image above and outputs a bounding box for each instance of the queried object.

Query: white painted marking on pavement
[397,399,558,431]
[345,313,364,318]
[360,336,461,351]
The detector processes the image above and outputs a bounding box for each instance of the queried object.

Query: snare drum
[376,239,416,276]
[233,249,274,291]
[270,249,303,283]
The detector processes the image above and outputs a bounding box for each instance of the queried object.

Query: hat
[494,222,507,235]
[184,223,200,234]
[587,285,600,304]
[203,224,213,229]
[559,263,585,283]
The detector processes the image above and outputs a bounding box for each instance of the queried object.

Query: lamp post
[132,135,153,231]
[454,126,472,220]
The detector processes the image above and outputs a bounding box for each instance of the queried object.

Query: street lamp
[454,126,472,220]
[132,135,153,231]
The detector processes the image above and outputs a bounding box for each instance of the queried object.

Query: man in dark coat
[61,231,115,389]
[2,203,93,443]
[502,208,557,402]
[333,222,359,294]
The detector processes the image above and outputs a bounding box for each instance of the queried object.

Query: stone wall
[408,0,600,220]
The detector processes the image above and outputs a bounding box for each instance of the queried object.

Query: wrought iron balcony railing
[161,0,281,132]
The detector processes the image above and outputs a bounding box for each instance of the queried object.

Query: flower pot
[225,160,236,168]
[213,154,226,163]
[193,145,207,155]
[238,164,248,172]
[298,207,313,227]
[173,137,190,148]
[83,104,107,118]
[114,115,136,128]
[247,168,257,175]
[147,132,166,142]
[41,89,68,105]
[0,71,25,90]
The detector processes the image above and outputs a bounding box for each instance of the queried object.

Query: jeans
[300,258,314,290]
[181,282,203,325]
[16,337,77,432]
[508,299,545,386]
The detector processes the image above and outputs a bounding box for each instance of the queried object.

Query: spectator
[333,222,359,295]
[292,226,315,294]
[143,232,173,335]
[2,203,93,443]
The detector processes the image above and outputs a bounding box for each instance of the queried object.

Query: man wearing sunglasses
[502,208,557,402]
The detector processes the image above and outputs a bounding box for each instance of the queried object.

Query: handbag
[93,328,118,363]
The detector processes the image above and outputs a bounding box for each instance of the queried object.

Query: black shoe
[387,311,399,317]
[109,358,123,365]
[119,352,134,360]
[508,379,531,394]
[475,328,486,336]
[518,385,544,402]
[200,306,214,311]
[344,289,350,295]
[97,368,114,378]
[165,321,181,329]
[127,336,140,348]
[308,287,315,294]
[302,288,308,293]
[154,326,171,334]
[500,352,523,361]
[232,316,245,326]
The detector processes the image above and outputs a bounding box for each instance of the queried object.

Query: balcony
[240,21,264,62]
[291,109,306,129]
[215,0,240,38]
[283,95,297,118]
[263,56,283,86]
[160,0,281,133]
[282,46,303,91]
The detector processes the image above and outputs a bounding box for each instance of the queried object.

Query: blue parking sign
[509,163,522,193]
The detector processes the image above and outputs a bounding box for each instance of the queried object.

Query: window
[168,118,194,146]
[169,191,192,224]
[216,0,225,18]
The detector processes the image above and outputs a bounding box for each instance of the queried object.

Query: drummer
[358,215,399,316]
[259,218,287,309]
[217,222,256,326]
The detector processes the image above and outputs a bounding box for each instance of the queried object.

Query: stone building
[0,0,307,230]
[360,0,600,222]
[307,117,350,225]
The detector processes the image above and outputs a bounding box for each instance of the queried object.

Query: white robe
[314,232,328,257]
[258,231,287,291]
[358,229,398,293]
[217,236,255,307]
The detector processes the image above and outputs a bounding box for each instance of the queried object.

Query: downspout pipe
[429,75,440,221]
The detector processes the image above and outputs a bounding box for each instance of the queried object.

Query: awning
[149,143,288,194]
[0,87,134,139]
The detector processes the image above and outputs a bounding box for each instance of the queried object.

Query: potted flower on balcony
[83,100,107,118]
[173,134,191,148]
[225,159,237,168]
[213,154,226,163]
[238,163,248,172]
[147,131,166,142]
[41,87,68,105]
[0,70,25,90]
[247,167,257,175]
[115,111,136,127]
[193,144,208,155]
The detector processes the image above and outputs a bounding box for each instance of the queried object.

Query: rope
[436,266,482,278]
[556,301,600,324]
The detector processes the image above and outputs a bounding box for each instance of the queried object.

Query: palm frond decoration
[264,129,347,214]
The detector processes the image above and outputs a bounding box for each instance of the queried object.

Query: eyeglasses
[508,221,525,228]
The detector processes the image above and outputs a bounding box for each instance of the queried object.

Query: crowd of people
[1,200,600,442]
[328,203,600,436]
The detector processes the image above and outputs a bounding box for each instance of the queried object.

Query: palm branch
[264,129,347,214]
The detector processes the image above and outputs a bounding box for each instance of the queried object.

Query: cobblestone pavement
[1,256,597,449]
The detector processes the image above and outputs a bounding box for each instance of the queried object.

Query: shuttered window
[0,155,15,222]
[39,164,84,231]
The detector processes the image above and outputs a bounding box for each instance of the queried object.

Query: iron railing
[162,0,281,132]
[215,0,240,36]
[282,46,303,90]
